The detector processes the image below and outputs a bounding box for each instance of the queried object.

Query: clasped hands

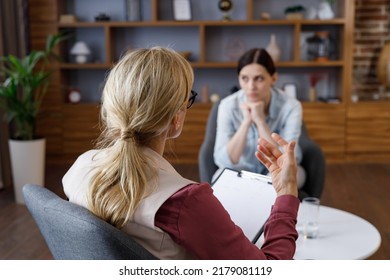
[255,133,298,197]
[240,101,266,126]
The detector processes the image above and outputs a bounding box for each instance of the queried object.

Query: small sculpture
[260,12,271,20]
[218,0,233,21]
[318,1,335,20]
[95,13,110,22]
[224,38,245,61]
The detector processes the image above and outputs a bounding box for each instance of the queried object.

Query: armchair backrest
[198,100,220,183]
[23,184,157,260]
[298,123,326,199]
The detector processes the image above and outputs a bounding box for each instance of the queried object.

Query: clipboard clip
[237,170,272,185]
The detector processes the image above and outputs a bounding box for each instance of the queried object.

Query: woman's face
[238,63,277,103]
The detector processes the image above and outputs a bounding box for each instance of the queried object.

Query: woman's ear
[171,113,180,128]
[271,72,278,85]
[167,111,183,139]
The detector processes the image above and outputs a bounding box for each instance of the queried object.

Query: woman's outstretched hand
[255,133,298,197]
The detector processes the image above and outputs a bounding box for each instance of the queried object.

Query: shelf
[31,0,390,164]
[285,61,344,67]
[56,0,352,103]
[41,0,355,163]
[59,63,112,69]
[302,102,343,108]
[192,61,344,68]
[63,103,100,108]
[57,19,347,28]
[58,21,199,28]
[57,61,344,69]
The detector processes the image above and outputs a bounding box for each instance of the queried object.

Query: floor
[0,162,389,259]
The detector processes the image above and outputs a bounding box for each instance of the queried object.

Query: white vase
[266,34,281,62]
[9,138,46,204]
[126,0,141,21]
[318,1,335,20]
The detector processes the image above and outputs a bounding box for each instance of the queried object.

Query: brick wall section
[354,0,390,101]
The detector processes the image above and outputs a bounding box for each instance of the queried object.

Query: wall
[353,0,390,101]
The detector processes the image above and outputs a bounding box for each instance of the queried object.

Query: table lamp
[70,41,91,64]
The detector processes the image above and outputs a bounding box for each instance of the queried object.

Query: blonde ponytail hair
[88,47,194,228]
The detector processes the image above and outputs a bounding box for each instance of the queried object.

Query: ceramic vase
[309,87,317,102]
[318,1,334,20]
[126,0,141,21]
[266,34,281,62]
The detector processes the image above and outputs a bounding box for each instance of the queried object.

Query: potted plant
[284,5,306,20]
[0,33,66,203]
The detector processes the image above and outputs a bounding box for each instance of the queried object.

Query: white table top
[293,205,381,260]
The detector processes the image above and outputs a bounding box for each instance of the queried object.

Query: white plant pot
[9,138,46,204]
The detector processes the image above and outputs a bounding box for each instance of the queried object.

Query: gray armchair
[198,101,325,200]
[23,184,157,260]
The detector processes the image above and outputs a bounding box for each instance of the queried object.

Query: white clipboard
[212,168,277,243]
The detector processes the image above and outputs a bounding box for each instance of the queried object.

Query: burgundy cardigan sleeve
[155,182,299,260]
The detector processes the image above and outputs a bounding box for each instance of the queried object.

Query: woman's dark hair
[237,48,276,75]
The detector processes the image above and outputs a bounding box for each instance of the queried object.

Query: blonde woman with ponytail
[63,47,300,260]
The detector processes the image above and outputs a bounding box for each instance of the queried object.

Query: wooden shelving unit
[30,0,358,164]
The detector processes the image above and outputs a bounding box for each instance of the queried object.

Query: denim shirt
[214,88,302,175]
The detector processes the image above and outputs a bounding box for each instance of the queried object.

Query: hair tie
[120,130,136,142]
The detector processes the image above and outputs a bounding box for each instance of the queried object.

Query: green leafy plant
[0,33,68,140]
[284,5,306,14]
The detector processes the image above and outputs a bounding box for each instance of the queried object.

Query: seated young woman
[213,48,305,187]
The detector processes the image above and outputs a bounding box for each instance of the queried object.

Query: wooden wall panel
[29,0,64,162]
[165,103,211,164]
[61,103,211,164]
[29,24,58,49]
[303,104,346,162]
[62,104,100,159]
[29,0,60,20]
[347,102,390,162]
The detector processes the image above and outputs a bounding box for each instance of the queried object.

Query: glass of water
[301,197,320,239]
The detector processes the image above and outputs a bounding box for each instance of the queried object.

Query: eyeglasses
[187,90,198,109]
